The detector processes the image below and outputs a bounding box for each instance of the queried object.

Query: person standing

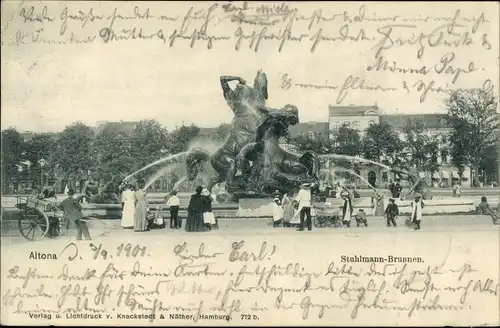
[388,180,396,198]
[166,190,181,229]
[385,198,399,227]
[61,189,91,240]
[202,188,216,231]
[120,184,135,229]
[453,182,461,197]
[295,183,314,231]
[371,192,385,216]
[341,191,353,227]
[272,192,284,227]
[134,180,149,232]
[410,193,424,230]
[185,186,206,232]
[282,193,294,227]
[394,182,402,199]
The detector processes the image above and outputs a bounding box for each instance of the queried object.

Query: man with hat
[60,188,91,240]
[385,198,399,227]
[295,183,315,231]
[410,193,424,230]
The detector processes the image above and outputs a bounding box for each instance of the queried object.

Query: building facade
[324,105,471,188]
[328,105,380,136]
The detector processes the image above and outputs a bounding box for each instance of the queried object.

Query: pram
[146,208,166,230]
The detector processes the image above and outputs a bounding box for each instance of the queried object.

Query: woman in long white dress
[121,185,135,229]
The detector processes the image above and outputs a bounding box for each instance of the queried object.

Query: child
[385,198,399,227]
[272,192,284,227]
[354,209,368,227]
[166,190,181,229]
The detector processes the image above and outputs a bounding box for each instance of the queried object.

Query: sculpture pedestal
[237,198,274,217]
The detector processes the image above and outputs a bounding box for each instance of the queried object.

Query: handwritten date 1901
[90,243,147,260]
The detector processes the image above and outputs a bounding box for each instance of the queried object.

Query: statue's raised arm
[220,76,246,100]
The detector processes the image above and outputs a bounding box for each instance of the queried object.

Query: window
[331,121,341,130]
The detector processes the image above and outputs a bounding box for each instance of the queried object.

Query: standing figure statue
[186,70,296,196]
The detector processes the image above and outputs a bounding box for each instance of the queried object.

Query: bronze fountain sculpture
[185,70,320,201]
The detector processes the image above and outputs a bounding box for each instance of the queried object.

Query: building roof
[379,114,449,130]
[93,121,137,134]
[329,105,380,116]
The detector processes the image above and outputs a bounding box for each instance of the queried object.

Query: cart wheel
[18,208,49,241]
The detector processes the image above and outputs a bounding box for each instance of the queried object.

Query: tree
[331,124,363,156]
[289,135,334,154]
[479,141,498,184]
[445,88,499,186]
[402,119,427,170]
[422,139,440,178]
[167,124,201,154]
[23,133,58,187]
[94,123,135,181]
[53,123,95,186]
[1,127,24,193]
[130,120,170,175]
[362,123,402,166]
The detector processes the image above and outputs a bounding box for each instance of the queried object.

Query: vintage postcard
[1,1,499,326]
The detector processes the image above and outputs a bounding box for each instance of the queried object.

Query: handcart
[15,196,67,241]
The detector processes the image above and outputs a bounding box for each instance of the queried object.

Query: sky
[1,1,499,133]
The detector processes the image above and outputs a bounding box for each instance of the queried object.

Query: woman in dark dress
[185,186,206,232]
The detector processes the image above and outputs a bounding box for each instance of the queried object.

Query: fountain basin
[235,197,498,217]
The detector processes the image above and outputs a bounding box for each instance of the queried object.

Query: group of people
[184,186,218,232]
[120,180,150,232]
[271,182,427,231]
[272,183,316,231]
[388,180,403,199]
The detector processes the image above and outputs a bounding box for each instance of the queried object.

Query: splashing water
[172,176,187,191]
[320,154,392,171]
[332,167,377,191]
[124,152,187,181]
[144,164,180,190]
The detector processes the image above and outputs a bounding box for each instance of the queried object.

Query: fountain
[124,152,187,181]
[185,71,320,202]
[331,167,376,191]
[78,70,484,219]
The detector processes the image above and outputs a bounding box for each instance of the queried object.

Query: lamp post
[39,158,46,189]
